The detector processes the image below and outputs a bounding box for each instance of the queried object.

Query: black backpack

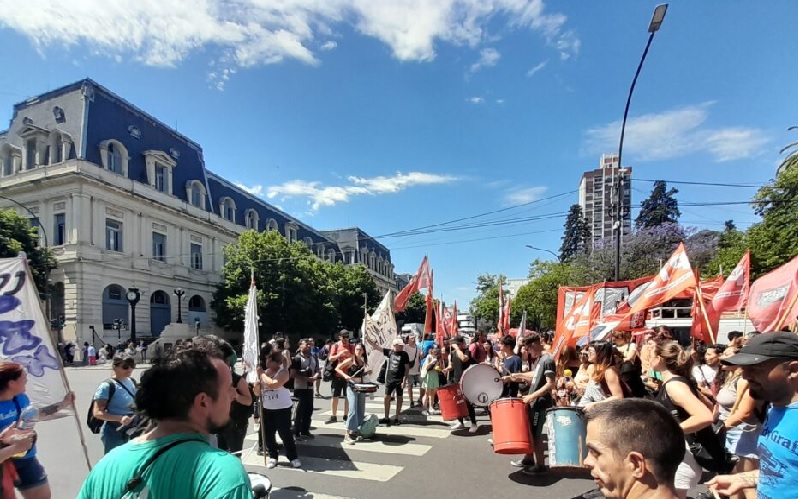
[86,378,137,434]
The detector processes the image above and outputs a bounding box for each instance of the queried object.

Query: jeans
[262,407,297,460]
[101,422,129,455]
[293,389,314,435]
[346,385,367,432]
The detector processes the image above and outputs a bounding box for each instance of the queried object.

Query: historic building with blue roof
[0,79,396,345]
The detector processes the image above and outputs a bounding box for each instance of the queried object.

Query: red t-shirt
[330,342,355,378]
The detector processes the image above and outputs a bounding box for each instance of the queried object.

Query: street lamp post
[126,288,141,342]
[525,244,561,262]
[613,4,668,282]
[174,287,185,324]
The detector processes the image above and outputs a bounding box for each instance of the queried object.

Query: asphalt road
[33,364,711,499]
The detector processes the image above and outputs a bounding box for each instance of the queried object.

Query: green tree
[211,230,378,340]
[469,274,503,328]
[396,292,426,324]
[705,221,747,278]
[747,154,798,277]
[0,209,53,297]
[559,204,591,262]
[636,180,680,229]
[520,260,585,330]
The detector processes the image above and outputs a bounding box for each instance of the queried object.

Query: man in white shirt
[403,335,421,407]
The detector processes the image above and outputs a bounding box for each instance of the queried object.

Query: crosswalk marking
[269,490,355,499]
[309,420,453,439]
[243,453,404,482]
[244,433,432,456]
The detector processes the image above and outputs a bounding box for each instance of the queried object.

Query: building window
[2,154,11,176]
[54,135,64,163]
[25,138,37,170]
[155,165,167,192]
[105,219,123,252]
[108,143,122,173]
[219,198,236,223]
[245,210,258,230]
[152,232,166,262]
[190,243,203,270]
[191,184,202,206]
[286,225,297,243]
[54,213,66,245]
[266,219,279,232]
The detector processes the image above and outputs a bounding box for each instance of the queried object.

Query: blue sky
[1,1,797,310]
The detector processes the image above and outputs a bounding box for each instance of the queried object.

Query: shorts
[527,405,547,439]
[385,381,404,397]
[405,374,420,387]
[331,377,347,398]
[674,443,702,492]
[13,457,48,491]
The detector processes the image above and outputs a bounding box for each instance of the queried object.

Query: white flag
[0,257,68,407]
[364,292,398,381]
[242,278,259,383]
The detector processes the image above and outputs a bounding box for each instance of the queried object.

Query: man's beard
[206,414,230,434]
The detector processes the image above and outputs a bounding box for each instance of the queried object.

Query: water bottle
[17,405,39,431]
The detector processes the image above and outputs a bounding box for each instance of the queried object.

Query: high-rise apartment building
[578,154,632,248]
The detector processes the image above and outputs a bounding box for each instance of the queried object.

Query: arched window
[303,237,313,250]
[188,295,206,312]
[285,224,297,243]
[266,218,279,232]
[99,139,128,175]
[186,180,206,209]
[102,284,127,330]
[245,209,259,230]
[327,249,336,262]
[219,197,236,223]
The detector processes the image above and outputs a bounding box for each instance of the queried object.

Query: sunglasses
[117,361,135,369]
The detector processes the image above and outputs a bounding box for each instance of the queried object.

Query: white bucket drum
[249,472,273,498]
[460,364,503,407]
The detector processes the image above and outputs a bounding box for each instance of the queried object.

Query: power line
[633,178,763,188]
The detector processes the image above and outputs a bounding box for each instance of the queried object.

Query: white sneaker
[291,459,302,468]
[266,458,278,469]
[450,421,465,430]
[469,424,479,434]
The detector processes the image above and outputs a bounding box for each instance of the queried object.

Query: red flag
[551,287,595,360]
[691,273,721,343]
[423,269,435,333]
[626,243,697,317]
[748,255,798,332]
[395,256,430,312]
[501,297,512,333]
[435,299,446,347]
[713,251,750,313]
[451,301,459,336]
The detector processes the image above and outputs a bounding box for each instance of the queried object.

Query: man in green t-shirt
[78,345,252,499]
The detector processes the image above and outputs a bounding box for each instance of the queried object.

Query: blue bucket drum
[545,407,588,468]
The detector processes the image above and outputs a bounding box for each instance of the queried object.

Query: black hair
[187,334,231,360]
[135,349,221,421]
[727,331,744,341]
[259,342,274,369]
[585,399,685,484]
[501,335,516,349]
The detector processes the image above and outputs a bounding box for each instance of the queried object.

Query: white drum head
[248,472,273,495]
[460,364,503,407]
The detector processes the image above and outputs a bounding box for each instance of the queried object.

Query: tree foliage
[212,230,379,341]
[0,209,53,297]
[395,292,426,325]
[636,180,680,229]
[469,274,503,328]
[559,204,591,262]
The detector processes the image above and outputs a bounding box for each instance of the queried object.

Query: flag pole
[774,291,798,331]
[694,270,716,344]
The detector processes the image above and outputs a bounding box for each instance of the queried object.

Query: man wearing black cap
[708,331,798,498]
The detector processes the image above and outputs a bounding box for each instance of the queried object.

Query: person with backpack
[90,353,139,455]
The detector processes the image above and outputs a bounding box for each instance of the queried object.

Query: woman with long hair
[259,350,301,469]
[577,341,625,408]
[0,361,74,499]
[91,353,138,454]
[336,343,370,445]
[420,347,443,415]
[651,341,714,499]
[573,346,592,398]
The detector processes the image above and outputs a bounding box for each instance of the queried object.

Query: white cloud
[321,40,338,51]
[496,98,505,104]
[0,1,578,82]
[470,47,500,73]
[526,60,547,77]
[234,182,264,197]
[504,186,547,205]
[467,96,484,104]
[583,102,770,163]
[267,171,458,211]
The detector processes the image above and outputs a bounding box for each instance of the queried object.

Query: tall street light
[174,287,185,323]
[614,3,668,282]
[525,244,561,262]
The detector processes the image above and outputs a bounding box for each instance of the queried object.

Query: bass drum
[249,472,273,498]
[460,364,503,407]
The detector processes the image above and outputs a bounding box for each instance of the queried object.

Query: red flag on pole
[451,301,459,336]
[551,287,595,360]
[713,251,750,313]
[395,256,430,312]
[748,255,798,332]
[625,243,697,317]
[498,277,506,334]
[423,269,435,333]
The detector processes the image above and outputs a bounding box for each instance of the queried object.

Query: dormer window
[219,197,236,223]
[99,139,129,175]
[144,150,176,195]
[245,209,259,229]
[0,144,22,177]
[266,218,279,232]
[186,180,206,209]
[285,223,298,243]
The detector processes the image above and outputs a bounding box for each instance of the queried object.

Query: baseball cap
[392,338,404,347]
[722,331,798,366]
